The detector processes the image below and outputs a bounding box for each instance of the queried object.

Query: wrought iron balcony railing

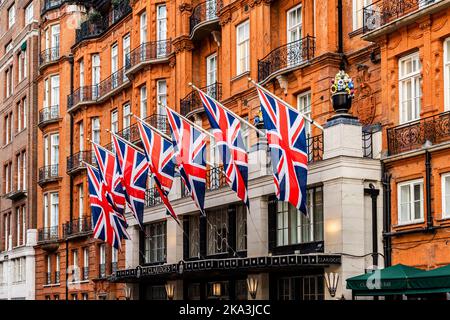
[99,263,106,278]
[46,272,51,285]
[145,187,162,207]
[98,67,129,99]
[363,0,441,33]
[117,113,170,146]
[38,105,60,127]
[75,1,132,44]
[83,266,89,280]
[67,150,96,174]
[258,36,316,83]
[206,166,227,191]
[41,0,77,15]
[387,111,450,156]
[68,85,99,110]
[125,40,172,71]
[111,262,118,274]
[190,0,223,35]
[55,271,60,284]
[39,47,60,67]
[362,130,374,158]
[306,134,323,163]
[38,226,59,243]
[180,82,222,116]
[63,216,92,238]
[38,164,59,184]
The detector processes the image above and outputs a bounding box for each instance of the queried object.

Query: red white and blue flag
[255,87,308,215]
[86,163,129,250]
[166,108,207,215]
[92,142,127,217]
[197,90,249,208]
[112,135,149,229]
[137,120,178,220]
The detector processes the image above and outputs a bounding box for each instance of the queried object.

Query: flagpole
[88,139,117,156]
[189,82,267,137]
[247,77,324,131]
[159,102,215,139]
[106,129,145,154]
[81,160,97,171]
[131,113,172,141]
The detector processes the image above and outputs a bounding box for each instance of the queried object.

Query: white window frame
[352,0,371,31]
[123,34,130,68]
[111,110,118,134]
[8,4,15,29]
[91,117,100,144]
[442,173,450,219]
[25,2,34,25]
[236,20,250,75]
[399,52,422,124]
[444,38,450,111]
[297,91,312,137]
[140,86,147,119]
[397,179,424,225]
[287,4,302,43]
[140,11,147,45]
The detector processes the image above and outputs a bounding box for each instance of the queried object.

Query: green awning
[346,264,424,292]
[347,264,450,296]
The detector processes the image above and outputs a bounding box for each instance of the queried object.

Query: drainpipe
[381,164,392,267]
[337,0,345,70]
[425,150,433,229]
[364,184,380,268]
[66,55,75,300]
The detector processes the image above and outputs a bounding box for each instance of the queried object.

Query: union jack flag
[165,108,207,215]
[197,90,249,208]
[86,163,129,250]
[137,120,178,220]
[255,87,308,215]
[112,135,149,229]
[92,142,127,217]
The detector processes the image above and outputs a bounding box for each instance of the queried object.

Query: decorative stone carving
[353,65,376,126]
[219,10,232,26]
[169,55,176,68]
[172,37,194,54]
[275,75,288,95]
[179,3,193,13]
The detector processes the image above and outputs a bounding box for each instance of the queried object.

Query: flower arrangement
[330,70,355,98]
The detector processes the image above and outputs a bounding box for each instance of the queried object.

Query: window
[140,11,147,45]
[5,66,13,98]
[18,47,27,82]
[287,5,302,43]
[123,34,130,67]
[4,162,12,194]
[83,247,89,280]
[91,117,100,144]
[206,54,217,89]
[13,258,26,283]
[236,205,247,251]
[79,59,85,99]
[72,249,79,281]
[25,2,34,25]
[444,38,450,111]
[236,20,250,75]
[4,112,13,144]
[8,5,15,29]
[398,180,424,225]
[17,98,27,132]
[277,275,324,300]
[3,213,11,251]
[82,293,88,300]
[140,86,147,119]
[207,207,228,255]
[188,215,200,258]
[275,187,323,246]
[399,52,422,124]
[156,5,167,57]
[44,192,59,229]
[78,184,84,220]
[111,44,118,88]
[92,54,100,98]
[111,248,118,273]
[79,121,84,151]
[50,24,60,51]
[144,221,166,264]
[123,104,131,130]
[22,152,26,190]
[55,253,60,283]
[50,75,60,108]
[353,0,371,30]
[111,110,118,134]
[156,80,167,131]
[49,133,60,166]
[16,153,21,191]
[442,174,450,219]
[46,255,51,284]
[297,91,311,137]
[99,244,106,278]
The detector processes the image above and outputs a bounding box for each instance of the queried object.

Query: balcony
[125,40,172,75]
[67,150,96,174]
[362,0,446,37]
[97,67,130,102]
[190,0,223,41]
[180,166,227,198]
[67,85,98,112]
[257,36,316,84]
[38,105,60,129]
[39,47,60,68]
[145,187,162,207]
[75,1,132,45]
[180,82,222,117]
[99,263,106,278]
[38,164,60,186]
[38,226,59,243]
[4,189,27,201]
[307,134,323,163]
[83,266,89,280]
[41,0,76,15]
[116,113,170,146]
[387,111,450,156]
[63,216,92,239]
[55,271,60,284]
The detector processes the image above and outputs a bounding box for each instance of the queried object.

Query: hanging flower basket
[330,70,355,115]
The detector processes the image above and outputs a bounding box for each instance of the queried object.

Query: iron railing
[39,47,60,66]
[67,150,96,173]
[145,187,162,207]
[83,266,89,280]
[111,262,118,274]
[38,105,60,126]
[125,40,172,70]
[68,85,98,109]
[41,0,74,15]
[190,0,223,34]
[207,166,227,190]
[306,134,323,163]
[98,67,129,98]
[362,131,374,158]
[46,272,51,285]
[180,82,222,116]
[55,271,60,284]
[258,36,316,83]
[38,165,59,184]
[387,111,450,155]
[63,216,92,238]
[117,122,140,143]
[75,1,132,44]
[99,263,106,278]
[363,0,440,33]
[38,226,59,242]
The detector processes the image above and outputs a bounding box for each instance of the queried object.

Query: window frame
[398,52,422,124]
[441,173,450,219]
[397,179,424,225]
[236,20,250,75]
